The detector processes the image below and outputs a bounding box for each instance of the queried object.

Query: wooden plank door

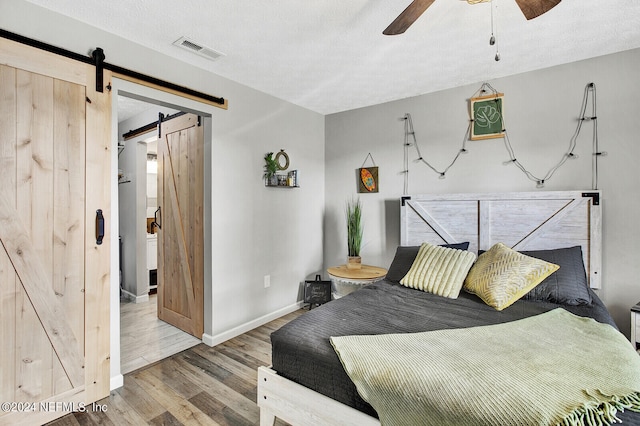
[0,38,111,425]
[157,113,204,338]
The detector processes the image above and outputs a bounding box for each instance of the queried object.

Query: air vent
[173,36,225,61]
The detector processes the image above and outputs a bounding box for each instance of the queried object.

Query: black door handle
[153,206,161,230]
[96,209,105,245]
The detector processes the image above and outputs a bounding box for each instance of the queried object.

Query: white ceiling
[117,95,157,123]
[25,0,640,115]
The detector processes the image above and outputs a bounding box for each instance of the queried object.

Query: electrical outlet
[264,275,271,288]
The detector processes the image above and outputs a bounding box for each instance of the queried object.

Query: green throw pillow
[400,242,476,299]
[464,242,560,311]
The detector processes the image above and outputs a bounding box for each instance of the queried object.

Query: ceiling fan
[383,0,561,35]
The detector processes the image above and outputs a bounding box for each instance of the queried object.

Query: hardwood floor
[120,295,201,374]
[46,308,304,425]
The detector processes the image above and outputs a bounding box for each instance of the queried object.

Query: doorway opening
[112,80,213,379]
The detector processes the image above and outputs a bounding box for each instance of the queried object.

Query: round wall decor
[275,149,290,170]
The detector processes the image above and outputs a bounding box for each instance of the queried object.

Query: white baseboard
[121,289,149,304]
[202,301,304,347]
[110,374,124,390]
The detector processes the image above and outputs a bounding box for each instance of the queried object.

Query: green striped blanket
[331,309,640,426]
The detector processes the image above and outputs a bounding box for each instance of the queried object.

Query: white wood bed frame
[258,190,602,426]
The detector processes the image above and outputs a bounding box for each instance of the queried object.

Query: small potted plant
[346,197,363,270]
[263,152,278,185]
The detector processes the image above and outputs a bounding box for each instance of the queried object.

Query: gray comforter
[270,280,640,424]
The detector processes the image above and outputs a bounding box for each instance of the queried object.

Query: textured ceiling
[24,0,640,115]
[117,96,157,123]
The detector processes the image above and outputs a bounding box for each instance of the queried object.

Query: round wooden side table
[327,264,387,299]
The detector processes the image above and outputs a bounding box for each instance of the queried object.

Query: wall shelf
[265,183,299,188]
[265,169,299,188]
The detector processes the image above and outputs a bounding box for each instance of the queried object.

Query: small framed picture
[470,93,505,140]
[304,277,331,308]
[358,167,378,193]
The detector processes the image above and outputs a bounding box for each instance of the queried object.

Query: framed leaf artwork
[358,167,378,193]
[470,93,505,140]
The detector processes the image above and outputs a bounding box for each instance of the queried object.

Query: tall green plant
[346,197,363,257]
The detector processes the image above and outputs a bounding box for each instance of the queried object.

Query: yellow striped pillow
[463,243,560,311]
[400,242,476,298]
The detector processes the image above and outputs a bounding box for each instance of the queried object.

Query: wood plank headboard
[400,191,602,289]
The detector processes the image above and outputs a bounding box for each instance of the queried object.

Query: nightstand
[327,264,387,299]
[631,302,640,352]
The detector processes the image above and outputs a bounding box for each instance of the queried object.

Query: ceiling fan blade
[383,0,436,35]
[514,0,561,20]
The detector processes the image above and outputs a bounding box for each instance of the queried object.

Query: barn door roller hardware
[0,29,226,108]
[119,111,185,140]
[92,47,105,93]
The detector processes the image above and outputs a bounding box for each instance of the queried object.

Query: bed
[257,191,640,426]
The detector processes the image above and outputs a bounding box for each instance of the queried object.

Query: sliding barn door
[157,113,204,338]
[0,38,111,425]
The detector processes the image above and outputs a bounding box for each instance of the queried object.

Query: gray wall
[325,48,640,337]
[117,135,147,299]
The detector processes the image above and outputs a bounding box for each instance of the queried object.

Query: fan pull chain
[491,0,500,61]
